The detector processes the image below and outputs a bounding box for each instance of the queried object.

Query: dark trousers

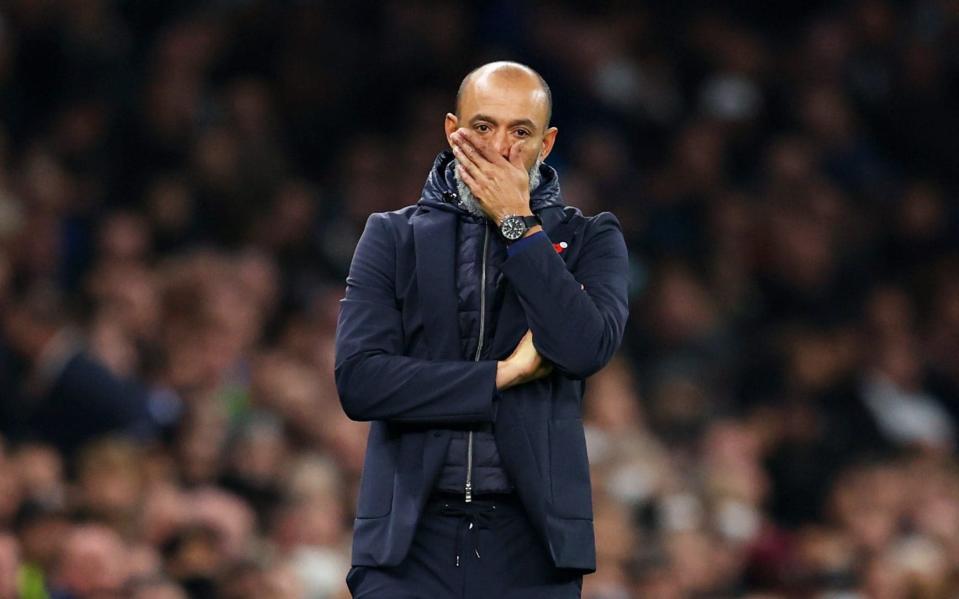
[347,493,583,598]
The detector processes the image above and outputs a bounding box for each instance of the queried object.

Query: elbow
[547,346,607,380]
[343,408,371,423]
[338,391,373,422]
[549,331,619,380]
[339,396,370,422]
[555,355,606,380]
[334,360,373,422]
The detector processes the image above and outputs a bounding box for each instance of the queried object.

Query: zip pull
[465,430,475,503]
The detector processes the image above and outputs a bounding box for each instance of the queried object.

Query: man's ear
[444,113,459,147]
[539,126,558,161]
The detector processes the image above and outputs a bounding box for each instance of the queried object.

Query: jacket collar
[411,150,571,361]
[417,150,564,215]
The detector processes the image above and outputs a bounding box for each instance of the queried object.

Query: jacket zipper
[466,224,490,503]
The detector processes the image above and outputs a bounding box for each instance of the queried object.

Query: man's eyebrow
[468,114,539,132]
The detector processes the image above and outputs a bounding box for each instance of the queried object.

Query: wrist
[494,194,533,224]
[519,225,543,239]
[495,210,533,226]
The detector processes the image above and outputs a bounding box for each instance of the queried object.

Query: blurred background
[0,0,958,597]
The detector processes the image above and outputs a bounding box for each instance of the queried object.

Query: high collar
[417,150,564,216]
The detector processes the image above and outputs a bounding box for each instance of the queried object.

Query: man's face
[445,72,557,171]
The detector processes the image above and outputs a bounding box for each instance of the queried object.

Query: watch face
[500,216,526,240]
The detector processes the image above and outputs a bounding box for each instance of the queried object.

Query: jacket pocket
[355,467,393,518]
[355,427,395,518]
[549,418,593,519]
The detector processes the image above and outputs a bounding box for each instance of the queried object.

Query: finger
[507,330,533,362]
[451,142,484,180]
[519,330,534,346]
[454,139,496,183]
[466,138,499,169]
[532,364,553,380]
[459,130,503,165]
[456,164,482,195]
[450,132,480,167]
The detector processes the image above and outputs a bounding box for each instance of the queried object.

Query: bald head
[445,60,558,179]
[456,61,552,128]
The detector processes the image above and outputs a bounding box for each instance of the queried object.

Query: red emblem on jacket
[553,241,568,253]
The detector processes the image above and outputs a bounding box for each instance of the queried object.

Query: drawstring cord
[438,503,496,567]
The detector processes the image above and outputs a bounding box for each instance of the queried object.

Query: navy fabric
[435,196,511,495]
[346,494,583,598]
[435,429,513,494]
[506,230,548,256]
[453,218,506,362]
[335,150,630,572]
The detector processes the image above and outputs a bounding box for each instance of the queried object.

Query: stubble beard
[453,157,543,219]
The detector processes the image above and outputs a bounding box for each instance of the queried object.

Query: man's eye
[514,129,530,138]
[475,124,490,133]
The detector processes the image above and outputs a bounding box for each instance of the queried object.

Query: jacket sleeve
[334,213,498,423]
[500,212,629,379]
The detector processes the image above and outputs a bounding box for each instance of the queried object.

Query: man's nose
[492,130,511,158]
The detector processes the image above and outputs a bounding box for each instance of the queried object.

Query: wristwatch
[498,214,541,242]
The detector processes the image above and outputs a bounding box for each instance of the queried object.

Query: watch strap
[520,215,542,228]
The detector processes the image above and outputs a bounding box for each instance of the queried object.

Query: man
[0,284,154,455]
[335,61,629,598]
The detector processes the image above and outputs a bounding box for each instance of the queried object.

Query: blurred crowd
[0,0,958,597]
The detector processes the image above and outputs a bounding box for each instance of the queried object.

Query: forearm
[337,213,501,424]
[501,221,629,378]
[336,351,498,423]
